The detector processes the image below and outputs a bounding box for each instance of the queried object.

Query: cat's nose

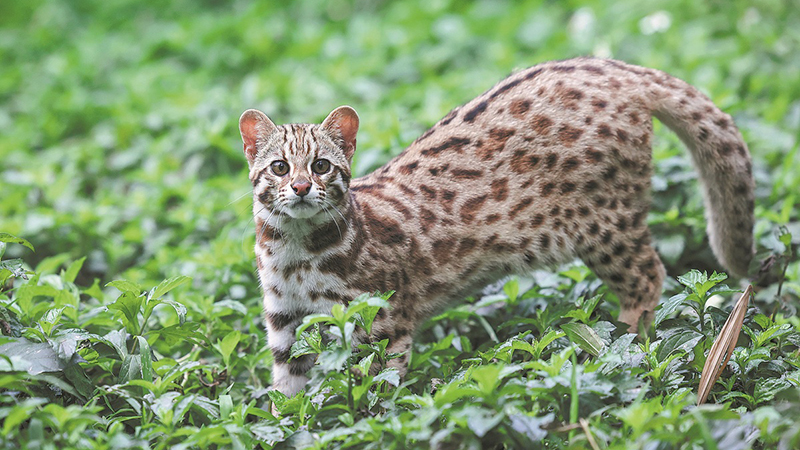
[291,180,312,197]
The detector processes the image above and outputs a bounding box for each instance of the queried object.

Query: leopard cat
[238,57,755,397]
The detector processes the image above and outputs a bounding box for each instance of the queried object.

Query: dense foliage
[1,0,799,448]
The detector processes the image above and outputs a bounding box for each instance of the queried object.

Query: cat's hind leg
[578,220,666,332]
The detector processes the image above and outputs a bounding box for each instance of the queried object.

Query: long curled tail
[631,64,755,277]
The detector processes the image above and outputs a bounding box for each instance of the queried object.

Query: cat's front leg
[265,315,314,397]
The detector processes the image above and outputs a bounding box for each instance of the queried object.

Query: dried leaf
[697,285,752,405]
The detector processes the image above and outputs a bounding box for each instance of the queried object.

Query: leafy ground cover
[1,0,799,448]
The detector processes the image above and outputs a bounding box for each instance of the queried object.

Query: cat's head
[239,106,359,220]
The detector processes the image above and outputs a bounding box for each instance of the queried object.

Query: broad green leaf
[137,336,153,382]
[146,323,206,346]
[145,298,187,324]
[503,277,519,302]
[655,330,703,362]
[0,233,34,251]
[469,364,503,395]
[654,293,688,327]
[0,338,66,374]
[561,322,605,357]
[217,330,241,368]
[106,280,143,296]
[295,313,335,337]
[219,394,233,419]
[2,399,47,436]
[119,354,142,383]
[62,256,86,284]
[82,278,105,302]
[374,368,400,387]
[151,275,191,299]
[107,292,143,335]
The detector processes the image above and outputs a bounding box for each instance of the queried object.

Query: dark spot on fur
[421,137,472,156]
[510,150,540,174]
[545,153,559,169]
[432,238,456,263]
[491,78,523,99]
[362,203,406,245]
[266,309,310,331]
[563,157,581,172]
[531,115,554,135]
[698,127,709,142]
[531,214,544,228]
[420,185,436,200]
[597,124,613,139]
[540,182,556,196]
[588,222,600,235]
[560,182,576,194]
[479,128,516,160]
[440,108,459,126]
[539,234,551,250]
[491,178,508,201]
[399,162,418,174]
[586,148,604,163]
[306,219,345,253]
[584,180,599,192]
[463,101,489,122]
[419,206,436,230]
[451,169,484,180]
[508,197,534,219]
[592,98,607,110]
[510,99,531,117]
[460,195,487,223]
[558,125,583,145]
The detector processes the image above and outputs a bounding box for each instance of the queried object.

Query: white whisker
[322,205,343,241]
[227,189,254,207]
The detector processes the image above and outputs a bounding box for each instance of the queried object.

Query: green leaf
[0,233,34,251]
[151,275,191,299]
[291,327,323,359]
[219,394,233,419]
[145,298,187,325]
[654,293,688,327]
[83,278,105,302]
[0,338,66,374]
[655,330,703,362]
[147,323,206,346]
[216,330,241,368]
[503,277,519,302]
[1,399,47,437]
[140,350,162,379]
[295,313,336,337]
[62,256,86,284]
[561,322,605,357]
[469,364,503,395]
[106,280,143,296]
[374,368,400,387]
[677,270,706,289]
[107,292,143,335]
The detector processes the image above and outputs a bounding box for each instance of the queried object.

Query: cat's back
[351,57,660,238]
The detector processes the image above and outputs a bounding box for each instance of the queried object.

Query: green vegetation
[1,0,799,448]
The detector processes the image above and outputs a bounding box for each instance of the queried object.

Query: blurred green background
[1,0,798,298]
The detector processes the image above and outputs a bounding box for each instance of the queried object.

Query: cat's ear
[321,106,359,162]
[239,109,277,166]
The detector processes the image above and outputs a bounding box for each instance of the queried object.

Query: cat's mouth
[284,199,320,219]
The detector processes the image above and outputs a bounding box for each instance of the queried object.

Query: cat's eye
[312,159,331,175]
[270,160,289,176]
